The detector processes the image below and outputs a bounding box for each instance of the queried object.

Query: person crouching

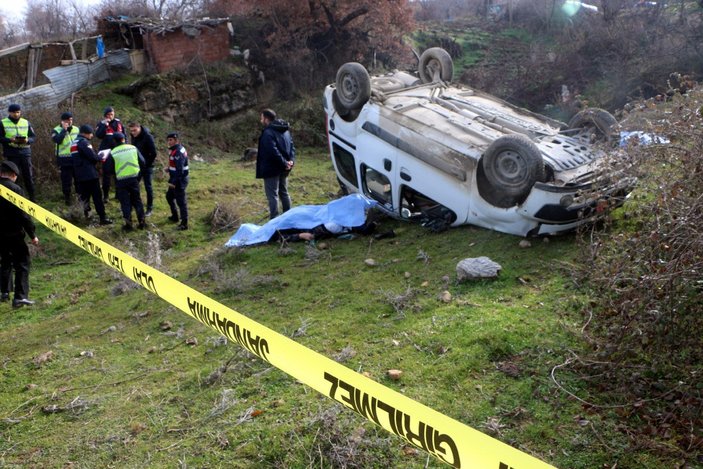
[104,132,146,231]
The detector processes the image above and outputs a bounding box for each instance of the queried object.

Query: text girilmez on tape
[0,186,556,469]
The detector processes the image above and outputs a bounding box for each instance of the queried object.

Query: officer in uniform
[166,132,189,230]
[51,111,79,204]
[71,124,113,226]
[0,104,37,201]
[95,106,124,203]
[103,132,146,231]
[0,160,39,308]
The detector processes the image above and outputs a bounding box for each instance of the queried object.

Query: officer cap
[113,132,125,140]
[61,112,73,120]
[79,124,94,134]
[8,104,21,112]
[167,131,179,139]
[0,160,20,175]
[103,106,114,116]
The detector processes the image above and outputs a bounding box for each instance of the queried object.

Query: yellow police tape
[0,185,555,469]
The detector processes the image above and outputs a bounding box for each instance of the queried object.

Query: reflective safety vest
[54,125,79,158]
[2,117,30,148]
[111,144,140,180]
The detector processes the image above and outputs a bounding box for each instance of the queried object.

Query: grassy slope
[0,83,671,469]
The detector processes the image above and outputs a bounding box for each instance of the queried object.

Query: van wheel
[418,48,453,83]
[478,135,545,208]
[335,62,371,111]
[567,108,618,144]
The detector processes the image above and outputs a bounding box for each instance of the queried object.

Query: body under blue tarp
[225,194,378,247]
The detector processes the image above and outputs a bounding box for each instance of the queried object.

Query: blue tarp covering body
[225,194,378,247]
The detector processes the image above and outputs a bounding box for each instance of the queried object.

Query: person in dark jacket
[0,104,37,201]
[0,160,39,308]
[165,132,189,230]
[71,125,113,226]
[51,111,79,204]
[256,108,296,219]
[95,106,124,203]
[103,132,146,231]
[128,122,157,216]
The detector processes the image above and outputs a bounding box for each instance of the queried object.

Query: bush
[571,87,703,462]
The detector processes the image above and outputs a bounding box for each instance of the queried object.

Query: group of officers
[0,103,191,307]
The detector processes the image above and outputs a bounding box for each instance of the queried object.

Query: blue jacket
[71,135,101,182]
[256,119,295,179]
[95,118,124,151]
[168,143,189,185]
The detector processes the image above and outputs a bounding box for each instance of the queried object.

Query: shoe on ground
[103,198,110,204]
[12,298,35,308]
[145,209,153,217]
[99,218,113,225]
[177,224,188,231]
[138,220,146,230]
[0,293,9,302]
[122,223,134,232]
[168,215,179,223]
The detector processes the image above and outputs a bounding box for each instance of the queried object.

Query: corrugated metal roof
[0,49,131,112]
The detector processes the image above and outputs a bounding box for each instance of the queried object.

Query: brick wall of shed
[144,24,230,73]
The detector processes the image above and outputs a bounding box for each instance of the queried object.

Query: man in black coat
[0,160,39,308]
[71,124,112,225]
[256,108,296,219]
[128,122,157,216]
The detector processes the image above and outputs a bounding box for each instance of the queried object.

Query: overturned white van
[323,47,632,236]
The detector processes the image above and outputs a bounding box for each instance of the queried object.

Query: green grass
[0,87,678,469]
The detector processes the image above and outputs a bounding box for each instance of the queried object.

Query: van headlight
[560,195,574,207]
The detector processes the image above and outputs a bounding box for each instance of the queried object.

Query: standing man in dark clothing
[128,122,157,216]
[51,111,79,205]
[0,104,37,202]
[95,106,124,203]
[71,125,113,226]
[256,108,295,219]
[0,160,39,308]
[104,132,146,231]
[165,132,189,230]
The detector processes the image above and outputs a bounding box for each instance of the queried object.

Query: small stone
[392,339,400,346]
[542,237,550,243]
[364,258,376,266]
[79,350,94,358]
[185,337,198,346]
[519,240,532,248]
[33,351,54,367]
[440,291,452,303]
[456,257,502,281]
[404,271,411,279]
[25,383,38,391]
[160,321,172,331]
[387,369,403,380]
[420,281,429,287]
[317,242,328,250]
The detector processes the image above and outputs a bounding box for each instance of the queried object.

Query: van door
[356,132,397,214]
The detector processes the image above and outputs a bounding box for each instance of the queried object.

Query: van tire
[419,48,453,83]
[478,135,545,208]
[335,62,371,111]
[567,108,618,143]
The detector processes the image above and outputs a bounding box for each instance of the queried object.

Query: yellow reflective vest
[2,117,30,148]
[111,144,140,180]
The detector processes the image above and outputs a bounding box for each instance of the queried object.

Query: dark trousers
[9,155,35,202]
[116,178,145,221]
[166,179,188,224]
[59,164,75,203]
[264,173,291,219]
[102,166,114,201]
[142,166,154,210]
[0,235,30,300]
[77,178,107,220]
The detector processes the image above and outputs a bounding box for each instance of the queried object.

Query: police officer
[51,111,79,205]
[0,160,39,308]
[95,106,124,203]
[0,104,36,201]
[104,132,146,231]
[71,124,112,226]
[166,132,189,230]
